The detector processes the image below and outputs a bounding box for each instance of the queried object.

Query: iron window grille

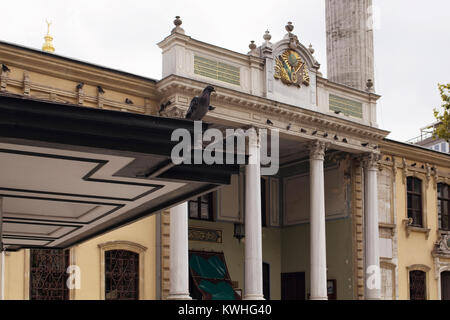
[104,250,139,300]
[409,270,427,300]
[30,249,69,300]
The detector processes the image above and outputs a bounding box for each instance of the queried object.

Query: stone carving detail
[0,68,8,92]
[309,140,327,160]
[362,153,381,170]
[274,49,310,88]
[434,234,450,255]
[159,105,185,119]
[188,227,222,243]
[23,72,30,96]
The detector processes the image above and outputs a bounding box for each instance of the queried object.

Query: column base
[309,296,328,301]
[243,294,265,300]
[167,293,192,300]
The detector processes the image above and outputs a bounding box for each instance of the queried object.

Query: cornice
[0,42,159,98]
[157,75,390,143]
[157,33,264,67]
[380,139,450,168]
[317,76,381,102]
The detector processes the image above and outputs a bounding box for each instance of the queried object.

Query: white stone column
[244,129,264,300]
[309,141,328,300]
[167,202,192,300]
[364,154,381,300]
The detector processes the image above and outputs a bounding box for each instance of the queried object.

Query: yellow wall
[4,250,27,300]
[73,215,157,300]
[3,215,157,300]
[394,158,450,300]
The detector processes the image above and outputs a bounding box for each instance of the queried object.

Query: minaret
[325,0,374,91]
[42,20,55,53]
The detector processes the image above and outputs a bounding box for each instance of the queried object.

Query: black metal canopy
[0,94,241,250]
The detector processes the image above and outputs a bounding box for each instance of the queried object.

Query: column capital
[362,153,381,171]
[247,127,260,147]
[309,140,327,161]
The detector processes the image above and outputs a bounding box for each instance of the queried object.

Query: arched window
[438,183,449,231]
[98,241,147,300]
[409,270,427,300]
[104,250,139,300]
[407,177,423,227]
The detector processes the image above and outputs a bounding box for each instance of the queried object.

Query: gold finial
[42,19,55,53]
[46,19,52,35]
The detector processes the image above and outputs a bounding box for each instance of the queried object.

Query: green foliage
[433,84,450,142]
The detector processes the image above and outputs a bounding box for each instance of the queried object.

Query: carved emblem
[274,49,310,87]
[434,234,450,254]
[188,227,223,243]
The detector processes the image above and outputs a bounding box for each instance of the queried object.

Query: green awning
[189,251,240,300]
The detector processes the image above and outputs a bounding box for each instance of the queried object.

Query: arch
[98,241,147,300]
[437,263,450,300]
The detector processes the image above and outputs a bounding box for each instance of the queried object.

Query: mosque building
[0,0,448,300]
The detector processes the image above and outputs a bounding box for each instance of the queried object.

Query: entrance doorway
[281,272,305,300]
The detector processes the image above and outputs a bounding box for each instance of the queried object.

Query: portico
[164,117,386,300]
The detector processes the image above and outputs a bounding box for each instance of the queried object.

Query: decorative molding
[188,227,222,243]
[23,249,30,300]
[160,210,171,300]
[402,218,431,239]
[407,264,431,272]
[362,153,381,171]
[309,140,327,161]
[156,75,389,145]
[351,161,365,300]
[23,72,30,96]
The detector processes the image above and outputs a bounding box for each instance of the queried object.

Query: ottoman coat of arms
[274,49,310,87]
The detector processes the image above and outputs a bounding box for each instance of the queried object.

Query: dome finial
[285,21,294,33]
[263,30,272,42]
[171,16,185,34]
[42,19,55,53]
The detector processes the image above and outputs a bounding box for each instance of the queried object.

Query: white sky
[0,0,449,142]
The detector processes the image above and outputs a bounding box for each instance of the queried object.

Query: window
[30,249,69,300]
[105,250,139,300]
[441,143,448,153]
[189,193,214,221]
[409,270,427,300]
[407,177,423,227]
[438,183,450,231]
